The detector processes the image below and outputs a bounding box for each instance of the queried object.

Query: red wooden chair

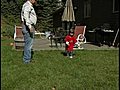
[14,25,24,49]
[74,25,86,49]
[14,25,24,39]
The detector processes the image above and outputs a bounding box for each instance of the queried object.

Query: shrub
[1,25,14,38]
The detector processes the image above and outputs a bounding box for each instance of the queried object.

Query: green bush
[1,25,14,38]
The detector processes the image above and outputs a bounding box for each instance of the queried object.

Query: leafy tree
[1,0,25,37]
[1,0,63,37]
[1,0,24,25]
[35,0,62,32]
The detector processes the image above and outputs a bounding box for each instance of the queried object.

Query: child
[65,30,77,58]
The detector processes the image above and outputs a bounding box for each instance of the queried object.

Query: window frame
[113,0,119,13]
[84,0,91,18]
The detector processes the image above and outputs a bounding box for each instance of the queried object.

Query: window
[113,0,119,13]
[84,0,91,18]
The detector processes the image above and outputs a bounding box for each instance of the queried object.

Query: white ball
[66,41,69,45]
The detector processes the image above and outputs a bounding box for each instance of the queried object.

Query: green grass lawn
[1,37,119,90]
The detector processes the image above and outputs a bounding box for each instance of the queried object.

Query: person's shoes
[24,61,30,64]
[23,60,31,64]
[30,60,35,63]
[70,56,73,58]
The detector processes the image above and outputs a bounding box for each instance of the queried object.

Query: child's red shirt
[65,35,77,51]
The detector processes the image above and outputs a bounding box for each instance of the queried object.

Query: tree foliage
[35,0,62,32]
[1,0,25,25]
[1,0,62,33]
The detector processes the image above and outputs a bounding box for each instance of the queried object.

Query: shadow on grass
[61,51,75,56]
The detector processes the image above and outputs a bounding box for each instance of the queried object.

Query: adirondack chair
[14,25,24,49]
[74,25,86,49]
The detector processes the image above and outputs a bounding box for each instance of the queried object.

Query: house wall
[71,0,85,24]
[53,0,119,45]
[53,8,63,28]
[83,0,119,43]
[53,0,119,30]
[84,0,119,30]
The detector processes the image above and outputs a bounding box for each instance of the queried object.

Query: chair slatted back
[74,26,86,39]
[15,25,23,38]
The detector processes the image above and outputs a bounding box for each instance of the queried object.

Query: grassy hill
[1,15,21,38]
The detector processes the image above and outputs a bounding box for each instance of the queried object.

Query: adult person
[21,0,37,63]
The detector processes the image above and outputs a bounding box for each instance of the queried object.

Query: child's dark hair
[69,28,74,34]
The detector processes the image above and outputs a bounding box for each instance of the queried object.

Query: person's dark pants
[66,51,73,57]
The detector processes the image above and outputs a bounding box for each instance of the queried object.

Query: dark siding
[53,8,64,28]
[73,0,84,24]
[83,0,119,30]
[53,0,119,44]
